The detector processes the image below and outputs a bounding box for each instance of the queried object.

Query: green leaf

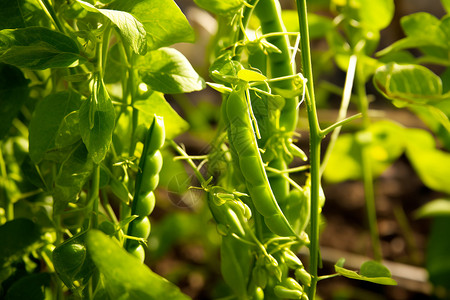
[86,229,191,300]
[377,13,447,56]
[415,199,450,218]
[221,235,252,298]
[0,27,85,69]
[5,273,50,300]
[79,79,115,164]
[133,91,189,139]
[76,0,147,55]
[427,217,450,290]
[237,69,267,82]
[0,63,29,139]
[0,0,45,30]
[0,218,42,267]
[357,0,394,30]
[55,111,81,148]
[136,48,205,94]
[335,260,397,285]
[29,91,82,163]
[324,121,405,183]
[108,0,194,50]
[53,143,94,214]
[374,63,445,107]
[405,128,450,194]
[193,0,244,15]
[443,0,450,13]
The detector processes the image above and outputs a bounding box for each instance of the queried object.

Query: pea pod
[126,116,165,261]
[225,84,297,237]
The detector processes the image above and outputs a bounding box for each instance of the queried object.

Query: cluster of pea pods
[203,0,316,299]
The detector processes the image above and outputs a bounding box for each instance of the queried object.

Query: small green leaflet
[76,0,147,55]
[136,47,205,94]
[79,78,115,164]
[415,198,450,218]
[237,69,267,82]
[107,0,195,50]
[0,27,84,69]
[86,230,191,300]
[335,258,397,285]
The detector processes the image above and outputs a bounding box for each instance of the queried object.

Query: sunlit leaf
[133,91,189,139]
[0,27,85,69]
[324,121,405,183]
[193,0,244,15]
[237,69,267,82]
[108,0,194,50]
[415,199,450,218]
[79,79,115,164]
[77,0,147,55]
[136,48,205,94]
[335,259,397,285]
[86,230,190,300]
[374,63,446,107]
[405,128,450,194]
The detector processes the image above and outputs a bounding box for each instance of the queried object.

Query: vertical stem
[38,0,65,33]
[355,63,382,261]
[296,0,322,298]
[90,165,100,229]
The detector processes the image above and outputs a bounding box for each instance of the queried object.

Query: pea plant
[2,0,449,299]
[0,0,204,298]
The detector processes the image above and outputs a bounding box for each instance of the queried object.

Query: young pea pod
[295,267,312,287]
[225,84,297,237]
[126,116,165,261]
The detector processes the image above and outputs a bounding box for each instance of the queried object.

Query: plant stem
[355,62,382,261]
[38,0,65,33]
[320,54,357,175]
[90,165,100,229]
[296,0,322,298]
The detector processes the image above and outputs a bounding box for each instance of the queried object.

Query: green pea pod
[126,116,165,258]
[225,84,297,237]
[273,285,303,299]
[144,115,165,156]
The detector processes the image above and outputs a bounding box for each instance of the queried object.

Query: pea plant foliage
[2,0,450,299]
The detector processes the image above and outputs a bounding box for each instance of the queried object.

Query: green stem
[38,0,65,33]
[355,61,382,261]
[296,0,322,298]
[90,165,101,229]
[320,54,357,175]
